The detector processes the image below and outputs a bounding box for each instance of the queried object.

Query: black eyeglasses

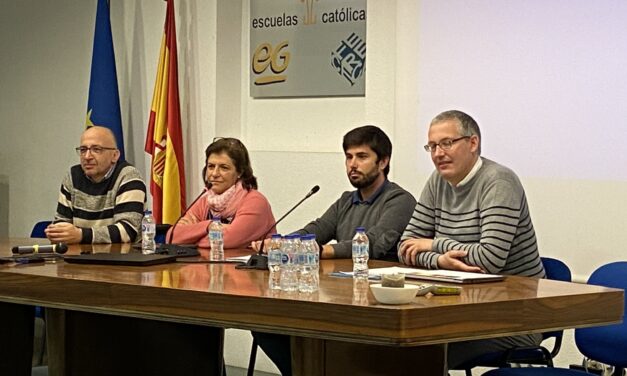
[423,136,470,153]
[75,146,117,155]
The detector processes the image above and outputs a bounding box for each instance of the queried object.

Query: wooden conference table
[0,238,623,376]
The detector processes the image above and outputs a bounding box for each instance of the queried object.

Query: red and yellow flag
[145,0,186,224]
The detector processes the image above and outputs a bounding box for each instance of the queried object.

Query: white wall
[0,0,93,233]
[2,0,625,372]
[415,0,627,281]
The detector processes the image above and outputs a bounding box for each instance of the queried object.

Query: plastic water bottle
[280,234,298,292]
[304,234,320,288]
[310,236,320,286]
[208,216,224,261]
[352,227,369,279]
[298,234,319,293]
[267,234,283,290]
[292,235,303,283]
[141,210,156,255]
[297,235,311,292]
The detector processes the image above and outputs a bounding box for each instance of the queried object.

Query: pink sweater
[166,189,276,249]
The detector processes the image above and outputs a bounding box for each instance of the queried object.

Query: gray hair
[430,110,481,155]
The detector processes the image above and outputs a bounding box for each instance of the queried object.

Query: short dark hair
[203,138,257,190]
[342,125,392,176]
[430,110,482,155]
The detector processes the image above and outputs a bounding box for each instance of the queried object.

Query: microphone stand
[156,188,207,257]
[236,185,320,270]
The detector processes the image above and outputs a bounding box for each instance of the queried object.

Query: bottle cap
[145,210,152,215]
[271,234,282,239]
[356,226,365,232]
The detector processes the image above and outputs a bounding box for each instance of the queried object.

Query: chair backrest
[575,261,627,368]
[540,257,572,344]
[541,257,572,282]
[30,221,52,238]
[155,224,171,244]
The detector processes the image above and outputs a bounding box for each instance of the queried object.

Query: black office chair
[458,257,572,375]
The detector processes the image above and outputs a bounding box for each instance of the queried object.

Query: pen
[329,272,381,280]
[14,257,46,265]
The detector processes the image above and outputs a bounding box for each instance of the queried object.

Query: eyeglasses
[75,146,117,155]
[423,136,470,153]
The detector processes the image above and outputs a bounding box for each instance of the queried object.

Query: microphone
[12,243,68,255]
[237,185,320,270]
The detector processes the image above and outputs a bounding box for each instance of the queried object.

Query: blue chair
[30,221,52,368]
[155,223,171,244]
[482,261,627,376]
[30,221,52,318]
[30,221,52,238]
[458,257,572,375]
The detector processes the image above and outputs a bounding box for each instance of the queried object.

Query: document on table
[334,266,504,284]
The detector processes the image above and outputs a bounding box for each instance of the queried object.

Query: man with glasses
[398,110,545,370]
[45,126,146,244]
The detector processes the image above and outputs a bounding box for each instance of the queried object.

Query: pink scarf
[205,181,247,221]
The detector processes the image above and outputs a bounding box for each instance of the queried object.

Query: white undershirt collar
[455,157,483,188]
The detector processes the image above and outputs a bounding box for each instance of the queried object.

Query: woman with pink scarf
[166,138,276,248]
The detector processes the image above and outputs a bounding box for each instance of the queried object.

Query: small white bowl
[370,283,423,305]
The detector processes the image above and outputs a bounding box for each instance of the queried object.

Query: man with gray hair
[398,110,545,370]
[45,126,146,244]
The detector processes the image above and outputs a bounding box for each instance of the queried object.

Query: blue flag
[86,0,125,160]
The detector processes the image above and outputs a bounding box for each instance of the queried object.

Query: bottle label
[209,231,223,241]
[268,250,282,264]
[352,243,368,256]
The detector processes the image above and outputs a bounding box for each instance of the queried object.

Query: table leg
[46,308,225,376]
[292,337,447,376]
[0,302,35,376]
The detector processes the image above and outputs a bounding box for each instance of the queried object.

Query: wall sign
[250,0,367,98]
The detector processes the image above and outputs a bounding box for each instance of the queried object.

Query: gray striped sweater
[401,158,545,277]
[54,161,146,244]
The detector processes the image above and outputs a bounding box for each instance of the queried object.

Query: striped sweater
[54,161,146,244]
[401,158,545,277]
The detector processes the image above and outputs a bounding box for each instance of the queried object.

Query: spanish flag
[87,0,125,160]
[145,0,186,224]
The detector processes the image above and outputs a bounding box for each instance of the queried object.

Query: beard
[348,168,381,189]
